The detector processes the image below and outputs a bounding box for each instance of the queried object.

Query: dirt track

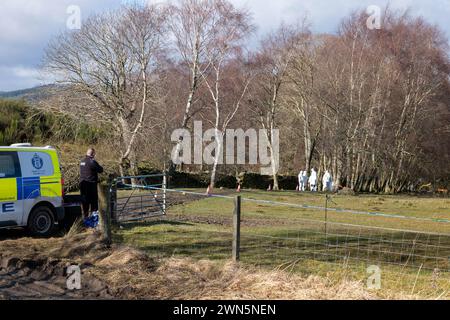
[0,232,113,300]
[0,257,111,299]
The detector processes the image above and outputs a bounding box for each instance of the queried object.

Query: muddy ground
[0,232,113,299]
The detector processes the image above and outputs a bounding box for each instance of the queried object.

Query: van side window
[18,152,54,177]
[0,152,20,178]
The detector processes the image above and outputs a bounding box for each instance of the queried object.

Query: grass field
[114,189,450,299]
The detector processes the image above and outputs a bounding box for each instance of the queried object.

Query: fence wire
[112,182,450,279]
[239,218,450,272]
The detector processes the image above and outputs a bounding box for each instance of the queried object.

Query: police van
[0,143,65,236]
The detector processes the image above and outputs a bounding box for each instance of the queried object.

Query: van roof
[0,145,56,151]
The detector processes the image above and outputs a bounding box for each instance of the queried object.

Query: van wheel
[28,206,55,237]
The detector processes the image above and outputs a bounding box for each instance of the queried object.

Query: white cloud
[11,66,40,79]
[0,66,45,91]
[0,0,449,91]
[0,0,123,91]
[232,0,450,36]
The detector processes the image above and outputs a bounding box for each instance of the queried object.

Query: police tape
[118,184,450,224]
[242,197,450,224]
[119,183,235,200]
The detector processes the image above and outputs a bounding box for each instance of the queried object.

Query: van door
[0,151,23,227]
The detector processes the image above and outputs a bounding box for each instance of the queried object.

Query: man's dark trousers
[80,180,99,216]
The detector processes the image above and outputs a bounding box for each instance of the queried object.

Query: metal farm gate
[110,174,167,223]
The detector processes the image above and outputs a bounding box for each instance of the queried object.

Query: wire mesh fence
[239,217,450,271]
[237,197,449,275]
[110,179,450,294]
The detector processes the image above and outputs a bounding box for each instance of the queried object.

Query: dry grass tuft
[97,247,155,269]
[94,256,420,300]
[153,258,377,300]
[64,217,84,238]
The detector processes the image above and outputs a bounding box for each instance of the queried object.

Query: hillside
[0,84,57,102]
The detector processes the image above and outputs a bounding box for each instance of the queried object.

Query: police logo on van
[31,153,44,170]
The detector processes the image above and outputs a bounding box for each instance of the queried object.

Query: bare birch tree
[248,24,307,189]
[201,9,252,188]
[168,0,220,170]
[44,4,167,176]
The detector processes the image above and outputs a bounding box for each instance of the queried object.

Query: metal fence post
[325,194,329,237]
[162,172,167,215]
[232,195,241,262]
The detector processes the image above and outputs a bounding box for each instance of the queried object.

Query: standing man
[80,148,104,218]
[309,168,317,192]
[298,170,304,192]
[298,170,308,192]
[302,170,308,191]
[322,170,332,192]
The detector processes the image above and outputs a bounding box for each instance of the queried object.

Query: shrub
[215,175,238,189]
[240,172,298,190]
[239,172,271,189]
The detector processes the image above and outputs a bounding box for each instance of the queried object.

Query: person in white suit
[322,170,332,192]
[298,170,308,191]
[298,170,304,191]
[302,170,308,191]
[309,168,317,192]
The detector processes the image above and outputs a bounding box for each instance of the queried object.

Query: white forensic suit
[298,171,304,191]
[301,171,308,191]
[298,170,308,192]
[309,169,317,192]
[322,170,333,192]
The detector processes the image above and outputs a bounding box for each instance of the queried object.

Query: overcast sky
[0,0,449,92]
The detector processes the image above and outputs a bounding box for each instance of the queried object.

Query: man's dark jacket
[80,156,104,183]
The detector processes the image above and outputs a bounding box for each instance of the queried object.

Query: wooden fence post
[98,181,112,246]
[232,195,241,262]
[110,177,117,225]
